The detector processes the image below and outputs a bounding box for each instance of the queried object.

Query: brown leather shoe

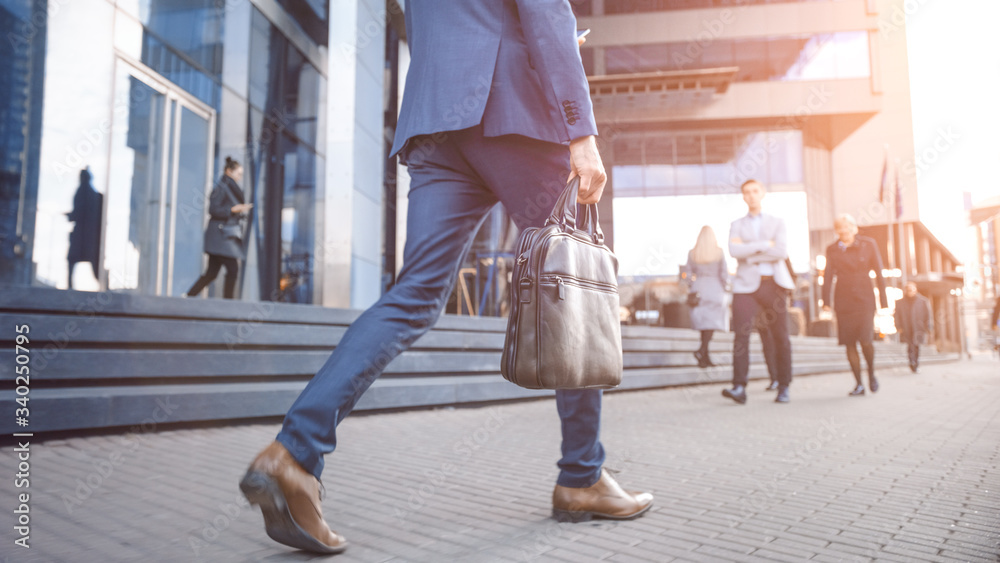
[552,469,653,522]
[240,442,347,554]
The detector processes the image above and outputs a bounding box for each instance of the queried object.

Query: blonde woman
[685,226,729,367]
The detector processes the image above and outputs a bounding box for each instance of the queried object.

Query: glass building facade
[595,32,871,82]
[0,0,327,303]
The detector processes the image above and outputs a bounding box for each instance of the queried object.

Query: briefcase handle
[545,177,606,245]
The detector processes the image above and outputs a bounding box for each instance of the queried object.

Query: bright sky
[906,0,1000,261]
[614,192,811,277]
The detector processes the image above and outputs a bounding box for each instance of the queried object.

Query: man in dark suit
[723,179,795,404]
[238,1,652,554]
[894,281,932,373]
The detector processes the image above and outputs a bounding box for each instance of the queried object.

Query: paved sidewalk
[2,356,998,562]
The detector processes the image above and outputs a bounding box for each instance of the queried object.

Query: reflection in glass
[104,68,212,296]
[277,137,316,304]
[135,0,224,107]
[247,6,321,303]
[170,107,211,296]
[105,75,166,291]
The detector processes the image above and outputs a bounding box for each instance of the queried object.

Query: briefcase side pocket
[536,275,622,389]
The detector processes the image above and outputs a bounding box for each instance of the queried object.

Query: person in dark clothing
[186,157,251,299]
[66,168,104,289]
[894,282,932,372]
[993,297,1000,355]
[821,214,888,396]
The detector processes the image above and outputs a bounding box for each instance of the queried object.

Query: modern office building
[1,0,343,305]
[967,196,1000,351]
[0,0,967,434]
[1,0,963,349]
[572,0,962,350]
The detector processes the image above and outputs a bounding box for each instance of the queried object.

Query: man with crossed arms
[723,179,795,405]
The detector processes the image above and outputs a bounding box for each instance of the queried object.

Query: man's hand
[731,237,743,244]
[822,305,832,313]
[569,135,606,204]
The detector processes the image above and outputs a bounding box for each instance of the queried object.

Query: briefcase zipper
[539,275,618,299]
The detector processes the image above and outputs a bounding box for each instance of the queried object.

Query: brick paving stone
[809,554,872,563]
[2,357,999,562]
[748,548,813,562]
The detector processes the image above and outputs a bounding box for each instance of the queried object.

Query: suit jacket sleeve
[729,220,768,258]
[821,247,835,306]
[512,0,598,142]
[746,217,788,263]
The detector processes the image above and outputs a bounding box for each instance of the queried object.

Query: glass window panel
[703,133,736,189]
[248,8,273,110]
[674,134,702,165]
[613,165,644,189]
[278,137,316,304]
[700,41,734,70]
[674,165,704,188]
[767,36,811,80]
[767,130,804,184]
[645,165,675,188]
[733,38,769,82]
[783,34,836,81]
[170,106,210,296]
[131,0,223,76]
[104,74,167,292]
[733,132,770,185]
[606,31,869,83]
[833,31,871,78]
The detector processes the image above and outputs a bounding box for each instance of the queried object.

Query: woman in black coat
[821,213,888,396]
[185,157,252,298]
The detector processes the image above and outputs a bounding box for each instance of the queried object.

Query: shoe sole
[552,502,653,523]
[722,390,746,404]
[239,470,347,554]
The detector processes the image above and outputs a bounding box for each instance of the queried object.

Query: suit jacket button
[568,118,577,125]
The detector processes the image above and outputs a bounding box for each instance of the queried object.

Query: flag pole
[895,157,906,285]
[883,145,896,274]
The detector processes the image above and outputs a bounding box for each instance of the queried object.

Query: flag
[894,165,903,219]
[878,152,890,203]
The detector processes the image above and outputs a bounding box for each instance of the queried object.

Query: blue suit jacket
[391,0,598,158]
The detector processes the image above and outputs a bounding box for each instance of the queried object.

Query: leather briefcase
[500,178,623,390]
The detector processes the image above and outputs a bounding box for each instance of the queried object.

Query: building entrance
[103,59,215,296]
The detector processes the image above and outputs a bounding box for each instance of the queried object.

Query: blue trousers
[277,125,605,488]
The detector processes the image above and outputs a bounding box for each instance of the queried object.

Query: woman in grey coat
[185,157,252,298]
[685,226,729,368]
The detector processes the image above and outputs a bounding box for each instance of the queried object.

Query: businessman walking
[723,180,795,404]
[239,0,652,554]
